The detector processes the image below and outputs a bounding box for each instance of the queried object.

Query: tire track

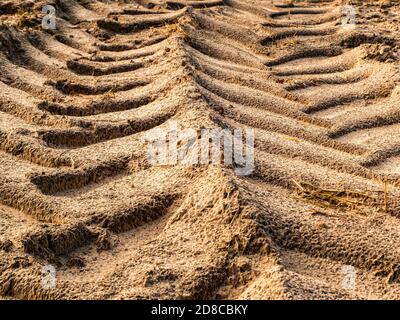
[1,0,400,300]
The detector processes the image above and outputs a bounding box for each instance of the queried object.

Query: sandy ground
[1,0,400,300]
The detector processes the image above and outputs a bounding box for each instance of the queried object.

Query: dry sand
[1,0,400,300]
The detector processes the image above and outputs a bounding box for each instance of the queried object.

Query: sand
[1,0,400,300]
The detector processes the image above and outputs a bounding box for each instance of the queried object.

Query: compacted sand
[1,0,400,299]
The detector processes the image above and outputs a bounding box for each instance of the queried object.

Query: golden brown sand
[1,0,400,299]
